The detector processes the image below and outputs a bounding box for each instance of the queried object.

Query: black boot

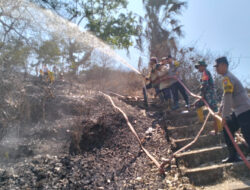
[222,147,242,163]
[222,155,242,163]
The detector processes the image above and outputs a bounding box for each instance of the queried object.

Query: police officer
[214,56,250,163]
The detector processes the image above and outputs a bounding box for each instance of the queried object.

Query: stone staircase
[167,110,250,189]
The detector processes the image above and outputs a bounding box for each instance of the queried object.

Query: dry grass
[81,67,144,96]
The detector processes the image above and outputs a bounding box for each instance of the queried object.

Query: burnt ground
[0,76,194,190]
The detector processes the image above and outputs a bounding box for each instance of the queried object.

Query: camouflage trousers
[195,89,218,112]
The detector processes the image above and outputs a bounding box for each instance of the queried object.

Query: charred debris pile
[0,76,193,190]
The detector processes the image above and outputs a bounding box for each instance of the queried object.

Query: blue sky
[181,0,250,84]
[119,0,250,85]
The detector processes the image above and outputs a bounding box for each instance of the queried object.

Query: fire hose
[101,74,250,173]
[153,75,250,170]
[100,90,221,173]
[102,89,218,174]
[160,112,211,173]
[100,91,161,168]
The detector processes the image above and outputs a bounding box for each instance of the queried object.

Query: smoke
[1,0,143,96]
[0,0,144,155]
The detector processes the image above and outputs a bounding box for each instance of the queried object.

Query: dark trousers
[224,110,250,156]
[161,88,172,101]
[171,81,189,105]
[145,83,164,101]
[155,87,164,102]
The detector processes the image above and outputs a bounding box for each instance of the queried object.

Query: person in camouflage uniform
[195,61,218,111]
[194,61,220,134]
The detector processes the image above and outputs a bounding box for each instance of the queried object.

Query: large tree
[140,0,187,58]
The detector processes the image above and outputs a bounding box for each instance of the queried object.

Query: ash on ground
[0,76,194,190]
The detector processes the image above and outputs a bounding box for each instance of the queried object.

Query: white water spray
[1,0,142,75]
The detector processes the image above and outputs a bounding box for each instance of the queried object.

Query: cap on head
[161,57,167,61]
[214,56,228,67]
[155,63,162,69]
[167,55,172,59]
[195,61,207,69]
[150,56,158,64]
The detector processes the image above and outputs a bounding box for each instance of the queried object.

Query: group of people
[146,55,250,163]
[145,55,189,110]
[38,65,58,83]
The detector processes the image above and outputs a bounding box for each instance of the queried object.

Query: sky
[119,0,250,85]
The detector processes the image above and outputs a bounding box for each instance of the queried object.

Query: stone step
[170,117,198,126]
[176,144,249,168]
[168,121,215,139]
[168,110,197,119]
[168,109,213,125]
[167,111,199,126]
[165,106,250,187]
[173,133,225,150]
[176,145,228,168]
[201,178,250,190]
[170,116,214,128]
[182,162,250,186]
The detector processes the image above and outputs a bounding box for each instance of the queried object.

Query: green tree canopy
[0,38,31,71]
[29,0,139,50]
[36,40,61,66]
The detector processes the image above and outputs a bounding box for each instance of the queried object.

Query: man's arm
[218,94,224,114]
[174,61,181,75]
[157,65,169,77]
[221,76,234,118]
[200,71,210,96]
[222,93,233,118]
